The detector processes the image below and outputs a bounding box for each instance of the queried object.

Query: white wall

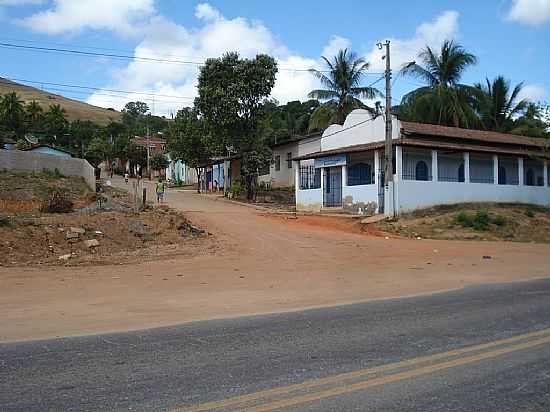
[296,188,322,211]
[321,110,400,151]
[298,136,321,156]
[397,180,550,213]
[0,150,95,189]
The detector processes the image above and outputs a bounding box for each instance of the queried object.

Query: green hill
[0,77,121,125]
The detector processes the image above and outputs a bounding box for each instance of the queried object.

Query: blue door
[323,167,342,207]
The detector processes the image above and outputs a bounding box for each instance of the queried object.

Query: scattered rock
[93,230,104,236]
[129,221,148,236]
[83,239,100,248]
[65,231,79,240]
[70,227,85,234]
[483,255,492,260]
[58,254,71,261]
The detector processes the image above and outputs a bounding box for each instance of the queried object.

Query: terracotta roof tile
[401,121,549,148]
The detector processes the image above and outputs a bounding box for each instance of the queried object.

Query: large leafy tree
[70,120,97,157]
[195,52,278,199]
[400,40,479,128]
[85,137,110,168]
[474,76,528,132]
[308,48,381,127]
[261,99,320,145]
[166,107,210,193]
[0,92,25,137]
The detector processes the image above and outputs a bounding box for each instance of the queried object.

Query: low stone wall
[0,150,96,189]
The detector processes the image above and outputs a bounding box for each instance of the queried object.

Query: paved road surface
[2,278,550,411]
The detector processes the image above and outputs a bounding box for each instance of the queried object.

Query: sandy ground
[1,176,550,342]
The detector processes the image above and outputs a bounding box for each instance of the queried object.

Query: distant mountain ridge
[0,77,121,125]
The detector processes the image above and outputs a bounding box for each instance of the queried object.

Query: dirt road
[2,177,550,342]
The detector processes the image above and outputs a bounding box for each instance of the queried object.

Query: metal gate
[323,167,342,207]
[378,171,385,214]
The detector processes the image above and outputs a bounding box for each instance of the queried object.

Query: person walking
[124,172,129,184]
[155,178,166,203]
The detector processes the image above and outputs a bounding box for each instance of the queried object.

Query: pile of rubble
[58,226,103,261]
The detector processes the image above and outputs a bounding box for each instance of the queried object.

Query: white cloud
[507,0,550,26]
[321,35,351,59]
[365,10,460,72]
[195,3,221,22]
[17,0,155,35]
[88,3,327,115]
[518,84,546,101]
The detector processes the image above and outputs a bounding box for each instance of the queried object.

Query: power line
[0,41,385,75]
[2,77,195,100]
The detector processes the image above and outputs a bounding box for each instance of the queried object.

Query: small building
[165,155,198,185]
[130,135,166,155]
[294,109,550,216]
[22,144,73,158]
[1,137,16,150]
[259,133,321,188]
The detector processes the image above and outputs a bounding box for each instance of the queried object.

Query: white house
[259,134,321,188]
[165,154,198,185]
[294,109,550,216]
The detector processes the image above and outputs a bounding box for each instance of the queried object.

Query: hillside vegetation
[0,77,121,125]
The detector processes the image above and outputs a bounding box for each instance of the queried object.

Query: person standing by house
[124,172,129,184]
[156,178,166,203]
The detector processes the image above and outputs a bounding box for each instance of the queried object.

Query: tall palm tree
[44,104,68,142]
[308,48,382,128]
[25,100,44,132]
[0,92,25,135]
[474,76,528,132]
[400,40,479,128]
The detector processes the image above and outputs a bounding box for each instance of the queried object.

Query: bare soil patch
[376,203,550,243]
[0,173,212,266]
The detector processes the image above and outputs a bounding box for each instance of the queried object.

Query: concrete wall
[397,180,550,213]
[296,188,322,212]
[0,150,95,189]
[321,110,400,151]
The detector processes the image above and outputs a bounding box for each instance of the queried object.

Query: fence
[0,150,95,189]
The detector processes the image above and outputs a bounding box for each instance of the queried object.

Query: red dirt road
[2,178,550,342]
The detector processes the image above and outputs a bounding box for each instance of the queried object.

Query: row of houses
[293,109,550,216]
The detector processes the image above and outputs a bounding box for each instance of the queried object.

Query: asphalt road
[2,278,550,411]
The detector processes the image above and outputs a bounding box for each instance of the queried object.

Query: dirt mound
[0,208,211,266]
[377,203,550,243]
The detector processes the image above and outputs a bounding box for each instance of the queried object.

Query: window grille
[402,148,432,181]
[470,154,494,184]
[347,162,373,186]
[438,152,464,182]
[299,166,321,190]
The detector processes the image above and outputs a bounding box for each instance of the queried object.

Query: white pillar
[493,155,499,185]
[374,150,381,185]
[294,161,300,190]
[464,152,470,183]
[432,149,438,182]
[342,164,347,188]
[544,161,548,187]
[320,167,325,208]
[518,158,524,186]
[395,146,402,182]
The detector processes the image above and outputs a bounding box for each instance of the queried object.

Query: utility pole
[146,125,151,180]
[378,40,394,217]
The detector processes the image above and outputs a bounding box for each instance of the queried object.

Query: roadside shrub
[456,211,473,227]
[0,215,11,227]
[472,210,490,231]
[231,180,243,198]
[525,209,535,218]
[493,215,506,226]
[39,189,73,213]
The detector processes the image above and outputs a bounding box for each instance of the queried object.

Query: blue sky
[0,0,549,117]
